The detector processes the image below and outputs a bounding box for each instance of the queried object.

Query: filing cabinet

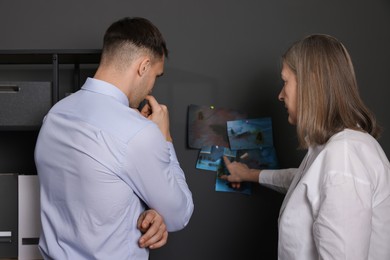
[0,173,18,258]
[18,175,42,260]
[0,174,42,259]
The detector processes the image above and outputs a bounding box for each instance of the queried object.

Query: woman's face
[279,63,298,125]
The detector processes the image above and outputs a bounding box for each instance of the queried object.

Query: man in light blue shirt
[35,17,194,259]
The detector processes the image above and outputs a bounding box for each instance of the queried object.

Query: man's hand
[140,95,172,142]
[137,209,168,249]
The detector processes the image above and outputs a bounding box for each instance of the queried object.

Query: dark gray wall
[0,0,389,259]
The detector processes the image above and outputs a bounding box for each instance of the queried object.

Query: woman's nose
[278,88,284,102]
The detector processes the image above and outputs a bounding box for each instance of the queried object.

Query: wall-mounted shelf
[0,49,101,130]
[0,49,101,103]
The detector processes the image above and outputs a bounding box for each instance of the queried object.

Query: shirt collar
[81,77,129,107]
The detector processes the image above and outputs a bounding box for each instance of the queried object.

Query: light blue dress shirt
[35,78,194,260]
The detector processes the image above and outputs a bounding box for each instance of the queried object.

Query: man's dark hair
[102,17,168,63]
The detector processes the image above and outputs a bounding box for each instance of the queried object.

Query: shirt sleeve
[123,124,194,232]
[259,168,297,194]
[312,154,372,259]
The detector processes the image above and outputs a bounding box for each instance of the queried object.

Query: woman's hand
[220,156,261,188]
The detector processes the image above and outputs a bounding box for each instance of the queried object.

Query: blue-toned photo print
[196,145,237,172]
[215,177,252,195]
[237,147,279,170]
[216,155,251,195]
[214,147,279,195]
[227,117,274,150]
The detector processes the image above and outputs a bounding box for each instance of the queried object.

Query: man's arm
[124,95,194,231]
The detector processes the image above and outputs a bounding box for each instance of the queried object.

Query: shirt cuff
[259,169,276,185]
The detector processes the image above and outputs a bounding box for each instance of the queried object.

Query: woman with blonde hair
[222,34,390,259]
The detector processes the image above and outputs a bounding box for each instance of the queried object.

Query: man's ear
[138,58,151,77]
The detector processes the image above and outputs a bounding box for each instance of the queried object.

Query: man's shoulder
[46,91,155,143]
